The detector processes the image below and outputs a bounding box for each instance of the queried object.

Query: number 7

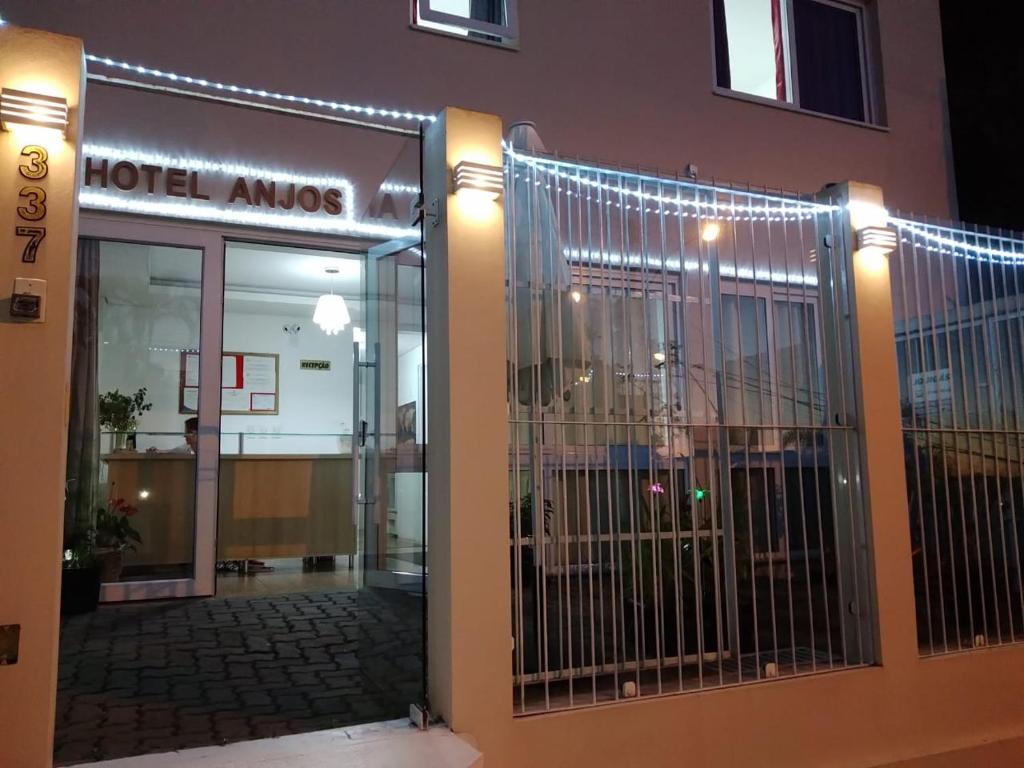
[15,226,46,263]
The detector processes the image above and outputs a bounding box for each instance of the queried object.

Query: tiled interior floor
[55,587,423,766]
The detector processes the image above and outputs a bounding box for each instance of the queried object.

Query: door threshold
[78,719,482,768]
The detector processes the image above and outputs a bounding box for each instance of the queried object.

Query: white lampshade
[313,293,351,335]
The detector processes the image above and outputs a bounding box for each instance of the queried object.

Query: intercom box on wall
[9,277,46,322]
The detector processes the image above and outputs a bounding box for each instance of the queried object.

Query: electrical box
[9,277,46,321]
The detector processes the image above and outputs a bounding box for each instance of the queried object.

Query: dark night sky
[940,1,1024,233]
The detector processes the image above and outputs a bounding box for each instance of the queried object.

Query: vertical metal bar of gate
[506,149,874,712]
[889,213,1024,655]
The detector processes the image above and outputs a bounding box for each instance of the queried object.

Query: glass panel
[774,300,822,428]
[721,294,771,444]
[218,242,359,586]
[416,0,508,35]
[793,0,866,121]
[717,0,793,101]
[362,245,426,585]
[65,239,202,583]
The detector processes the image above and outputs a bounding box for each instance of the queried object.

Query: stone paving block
[55,589,422,766]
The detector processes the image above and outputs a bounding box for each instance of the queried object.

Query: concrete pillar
[0,23,85,768]
[826,181,919,666]
[423,107,510,734]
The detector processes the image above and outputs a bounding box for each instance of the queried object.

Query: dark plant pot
[95,549,123,582]
[61,566,101,615]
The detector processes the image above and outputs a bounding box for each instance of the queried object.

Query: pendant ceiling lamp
[313,267,351,335]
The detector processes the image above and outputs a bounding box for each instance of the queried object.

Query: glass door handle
[351,342,362,527]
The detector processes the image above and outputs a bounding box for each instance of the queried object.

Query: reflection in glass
[65,239,202,583]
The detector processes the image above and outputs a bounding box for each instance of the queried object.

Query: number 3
[18,145,49,180]
[17,186,47,221]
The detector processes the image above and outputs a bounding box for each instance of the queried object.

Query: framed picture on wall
[397,401,417,446]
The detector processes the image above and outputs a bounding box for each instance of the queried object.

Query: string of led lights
[504,144,839,223]
[560,247,819,287]
[890,216,1024,264]
[84,53,437,124]
[379,181,421,195]
[514,173,817,222]
[78,190,416,240]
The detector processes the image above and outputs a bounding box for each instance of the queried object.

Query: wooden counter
[103,453,196,571]
[217,454,355,560]
[102,453,357,570]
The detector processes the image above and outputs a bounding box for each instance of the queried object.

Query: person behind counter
[147,417,198,454]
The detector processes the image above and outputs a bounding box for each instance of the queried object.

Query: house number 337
[15,145,49,263]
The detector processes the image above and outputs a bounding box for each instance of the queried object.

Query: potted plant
[93,496,142,582]
[98,387,152,452]
[61,527,101,615]
[623,479,730,660]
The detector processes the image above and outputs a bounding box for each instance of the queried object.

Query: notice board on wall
[180,352,279,415]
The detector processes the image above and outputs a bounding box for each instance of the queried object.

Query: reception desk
[102,453,357,571]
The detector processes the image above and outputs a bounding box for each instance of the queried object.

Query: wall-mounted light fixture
[0,87,70,135]
[453,160,503,202]
[856,225,898,257]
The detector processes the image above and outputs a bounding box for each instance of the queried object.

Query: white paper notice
[182,386,199,412]
[250,393,276,411]
[222,389,248,411]
[244,356,277,390]
[184,353,200,387]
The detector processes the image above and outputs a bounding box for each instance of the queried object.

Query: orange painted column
[0,22,85,768]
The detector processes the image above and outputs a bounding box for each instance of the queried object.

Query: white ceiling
[222,242,362,295]
[98,240,423,329]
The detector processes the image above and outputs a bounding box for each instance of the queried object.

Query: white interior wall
[98,244,428,460]
[98,243,202,452]
[103,305,359,455]
[394,341,425,544]
[219,309,355,454]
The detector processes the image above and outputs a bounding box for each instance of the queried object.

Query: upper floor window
[713,0,879,124]
[412,0,518,46]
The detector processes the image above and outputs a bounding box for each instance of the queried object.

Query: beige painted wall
[0,0,954,218]
[424,107,512,734]
[425,115,1024,768]
[0,24,85,768]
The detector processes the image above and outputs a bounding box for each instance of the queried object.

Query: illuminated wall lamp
[453,160,503,202]
[0,87,70,136]
[856,225,898,257]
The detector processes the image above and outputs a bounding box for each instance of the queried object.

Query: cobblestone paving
[55,589,423,765]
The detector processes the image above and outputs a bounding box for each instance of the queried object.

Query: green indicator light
[693,487,706,503]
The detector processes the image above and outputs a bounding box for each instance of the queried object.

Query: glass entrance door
[354,235,425,590]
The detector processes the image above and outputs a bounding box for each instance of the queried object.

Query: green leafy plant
[98,388,152,433]
[94,497,142,551]
[509,493,553,539]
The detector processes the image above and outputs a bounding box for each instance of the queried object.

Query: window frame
[711,0,883,127]
[412,0,519,47]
